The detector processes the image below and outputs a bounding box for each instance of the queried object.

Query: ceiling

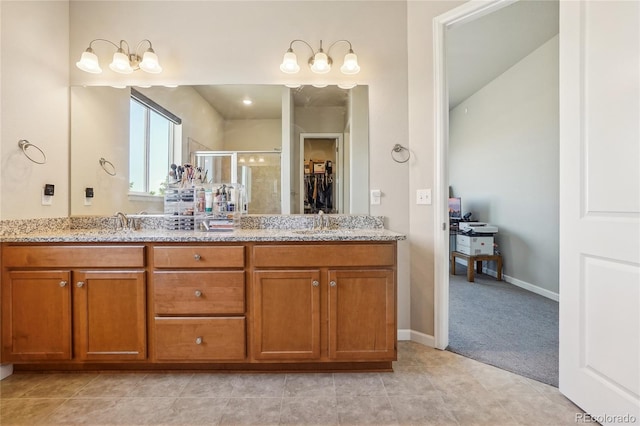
[447,0,559,109]
[193,84,349,120]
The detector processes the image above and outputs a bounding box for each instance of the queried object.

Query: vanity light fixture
[280,39,360,75]
[76,39,162,74]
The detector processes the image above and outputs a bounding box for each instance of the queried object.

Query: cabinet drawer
[3,245,144,268]
[154,271,245,315]
[153,246,244,269]
[253,244,395,268]
[154,317,246,361]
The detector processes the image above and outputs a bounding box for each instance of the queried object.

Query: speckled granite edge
[0,218,70,236]
[69,215,165,231]
[1,214,385,236]
[240,214,384,230]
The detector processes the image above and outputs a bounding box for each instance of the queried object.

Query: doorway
[434,2,559,386]
[299,133,344,214]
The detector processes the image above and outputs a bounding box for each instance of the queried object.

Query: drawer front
[456,235,471,247]
[3,245,144,268]
[253,244,395,268]
[154,317,246,361]
[154,246,244,269]
[154,271,245,315]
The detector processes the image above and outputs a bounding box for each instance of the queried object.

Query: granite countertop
[0,215,406,243]
[1,228,405,243]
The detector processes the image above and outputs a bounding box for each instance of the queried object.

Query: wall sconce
[280,39,360,75]
[76,39,162,74]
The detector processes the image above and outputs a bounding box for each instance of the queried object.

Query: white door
[559,1,640,423]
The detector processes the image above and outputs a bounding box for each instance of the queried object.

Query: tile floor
[0,341,583,425]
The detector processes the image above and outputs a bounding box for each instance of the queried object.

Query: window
[129,89,181,196]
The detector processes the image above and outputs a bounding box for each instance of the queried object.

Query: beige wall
[223,119,281,152]
[0,0,471,337]
[1,1,69,220]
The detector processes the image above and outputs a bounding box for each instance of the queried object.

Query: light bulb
[280,49,300,74]
[310,51,331,74]
[109,50,133,74]
[139,49,162,74]
[76,49,102,74]
[340,51,360,75]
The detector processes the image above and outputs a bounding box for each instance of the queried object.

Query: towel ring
[18,139,47,164]
[391,144,410,163]
[99,157,116,176]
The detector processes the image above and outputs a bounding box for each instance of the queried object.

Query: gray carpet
[447,266,559,387]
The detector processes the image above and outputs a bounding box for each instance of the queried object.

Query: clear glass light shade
[280,51,300,74]
[340,52,360,75]
[76,50,102,74]
[109,51,133,74]
[139,50,162,74]
[310,51,331,74]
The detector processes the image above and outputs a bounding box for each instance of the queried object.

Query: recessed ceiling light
[243,99,253,105]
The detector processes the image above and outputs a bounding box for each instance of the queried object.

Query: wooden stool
[450,251,503,283]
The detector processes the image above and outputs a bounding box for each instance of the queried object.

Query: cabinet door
[2,270,72,361]
[328,269,396,360]
[253,270,320,360]
[74,271,146,360]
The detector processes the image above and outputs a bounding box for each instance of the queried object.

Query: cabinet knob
[59,281,67,287]
[76,281,85,288]
[312,280,319,287]
[193,254,201,261]
[330,280,337,287]
[195,337,203,345]
[194,290,202,298]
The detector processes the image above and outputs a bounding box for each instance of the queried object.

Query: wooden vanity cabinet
[152,245,247,362]
[251,243,397,363]
[1,245,146,362]
[2,270,72,361]
[252,270,321,360]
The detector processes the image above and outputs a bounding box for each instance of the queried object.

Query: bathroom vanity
[0,217,404,373]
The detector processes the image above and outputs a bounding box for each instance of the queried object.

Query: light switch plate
[370,189,381,205]
[417,189,431,205]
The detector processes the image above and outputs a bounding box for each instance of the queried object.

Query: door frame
[299,132,344,214]
[432,0,519,350]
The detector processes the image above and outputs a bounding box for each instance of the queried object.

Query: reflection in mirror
[69,84,369,217]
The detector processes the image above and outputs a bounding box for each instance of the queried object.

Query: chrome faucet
[313,211,329,230]
[114,212,129,230]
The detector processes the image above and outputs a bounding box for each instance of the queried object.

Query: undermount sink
[292,229,353,235]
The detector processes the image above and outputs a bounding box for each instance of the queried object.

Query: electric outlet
[370,189,381,205]
[84,197,93,206]
[417,189,432,205]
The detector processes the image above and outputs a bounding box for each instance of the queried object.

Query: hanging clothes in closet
[304,160,333,213]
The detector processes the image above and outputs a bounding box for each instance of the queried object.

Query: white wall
[449,35,559,294]
[1,1,69,220]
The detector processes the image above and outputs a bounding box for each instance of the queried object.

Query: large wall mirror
[70,84,369,216]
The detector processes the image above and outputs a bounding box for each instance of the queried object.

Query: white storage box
[456,234,493,255]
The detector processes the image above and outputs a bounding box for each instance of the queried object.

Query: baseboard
[397,329,411,341]
[409,330,435,348]
[0,364,14,380]
[483,267,559,302]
